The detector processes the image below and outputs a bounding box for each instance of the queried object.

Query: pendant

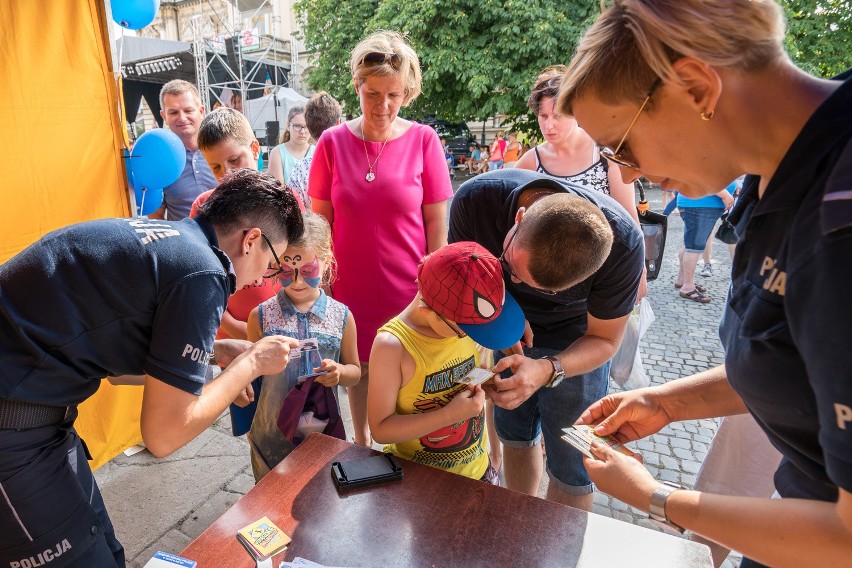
[365,172,375,182]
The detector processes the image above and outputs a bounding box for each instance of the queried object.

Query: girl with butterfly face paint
[242,211,362,481]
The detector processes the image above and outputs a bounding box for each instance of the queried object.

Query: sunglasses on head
[362,51,402,69]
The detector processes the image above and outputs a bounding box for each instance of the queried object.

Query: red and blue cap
[418,242,524,351]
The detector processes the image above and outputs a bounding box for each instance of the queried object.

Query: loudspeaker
[265,121,280,146]
[224,34,239,74]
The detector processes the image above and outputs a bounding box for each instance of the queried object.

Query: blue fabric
[162,148,216,220]
[0,217,232,406]
[681,207,724,251]
[676,180,736,209]
[493,347,610,491]
[719,71,852,501]
[228,378,262,436]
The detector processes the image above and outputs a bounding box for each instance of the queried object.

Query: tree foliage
[294,0,598,122]
[294,0,851,128]
[780,0,851,78]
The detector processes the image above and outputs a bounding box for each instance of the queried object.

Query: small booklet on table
[236,516,291,561]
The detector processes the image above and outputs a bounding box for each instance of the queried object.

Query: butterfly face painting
[279,252,322,289]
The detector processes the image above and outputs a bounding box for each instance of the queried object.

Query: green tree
[781,0,851,78]
[294,0,850,130]
[294,0,598,124]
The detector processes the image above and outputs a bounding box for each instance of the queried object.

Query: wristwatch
[542,356,565,388]
[648,481,684,533]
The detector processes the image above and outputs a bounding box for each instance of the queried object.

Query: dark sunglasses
[498,223,559,296]
[260,231,284,279]
[362,51,403,69]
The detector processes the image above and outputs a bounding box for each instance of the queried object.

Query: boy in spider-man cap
[367,242,524,483]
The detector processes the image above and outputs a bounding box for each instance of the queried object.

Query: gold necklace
[361,122,392,182]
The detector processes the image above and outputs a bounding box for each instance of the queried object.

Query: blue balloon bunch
[111,0,160,30]
[129,129,185,216]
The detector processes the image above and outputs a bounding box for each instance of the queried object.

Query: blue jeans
[488,159,504,171]
[494,347,610,494]
[681,207,724,252]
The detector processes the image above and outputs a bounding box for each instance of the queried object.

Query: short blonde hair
[350,30,422,106]
[198,108,255,151]
[289,210,337,285]
[559,0,787,112]
[159,79,202,109]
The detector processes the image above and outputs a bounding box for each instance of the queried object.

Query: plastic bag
[610,298,655,390]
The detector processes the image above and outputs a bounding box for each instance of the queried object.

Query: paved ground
[95,185,742,567]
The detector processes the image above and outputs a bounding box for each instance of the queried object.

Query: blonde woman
[309,31,452,447]
[560,1,852,565]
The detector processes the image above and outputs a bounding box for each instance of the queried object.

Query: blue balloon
[111,0,160,30]
[133,184,164,216]
[130,129,185,190]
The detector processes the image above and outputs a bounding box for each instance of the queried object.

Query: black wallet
[331,453,404,491]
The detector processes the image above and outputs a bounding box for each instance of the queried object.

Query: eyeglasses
[290,123,308,133]
[498,222,559,296]
[361,51,402,70]
[260,231,284,279]
[421,298,467,338]
[599,80,661,170]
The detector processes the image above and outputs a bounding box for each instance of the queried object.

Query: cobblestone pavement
[96,186,742,567]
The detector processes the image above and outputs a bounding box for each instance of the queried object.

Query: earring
[700,110,715,121]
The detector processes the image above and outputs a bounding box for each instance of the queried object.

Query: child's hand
[446,385,486,423]
[232,384,255,407]
[314,359,341,387]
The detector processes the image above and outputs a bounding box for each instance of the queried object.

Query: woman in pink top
[310,30,453,446]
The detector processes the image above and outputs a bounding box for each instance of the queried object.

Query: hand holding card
[561,424,636,460]
[454,367,496,387]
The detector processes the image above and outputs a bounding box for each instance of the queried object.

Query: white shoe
[699,263,713,277]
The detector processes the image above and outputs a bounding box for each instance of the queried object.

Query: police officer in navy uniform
[557,0,852,565]
[0,169,303,567]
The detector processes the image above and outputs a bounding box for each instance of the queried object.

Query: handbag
[635,182,668,281]
[715,211,738,244]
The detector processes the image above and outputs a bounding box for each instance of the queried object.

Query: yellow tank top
[379,317,489,480]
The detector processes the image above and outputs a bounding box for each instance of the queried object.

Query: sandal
[679,289,711,303]
[674,282,706,293]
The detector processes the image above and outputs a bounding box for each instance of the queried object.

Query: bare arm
[587,442,852,567]
[311,197,334,227]
[368,332,484,444]
[267,145,285,185]
[578,364,748,442]
[107,375,146,386]
[140,335,297,457]
[513,147,537,170]
[607,167,641,226]
[218,311,248,340]
[146,203,166,219]
[422,200,449,253]
[315,310,361,388]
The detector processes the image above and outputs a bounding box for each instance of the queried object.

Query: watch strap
[543,356,564,388]
[649,481,684,532]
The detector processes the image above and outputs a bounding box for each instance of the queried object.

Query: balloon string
[138,187,146,218]
[118,26,125,67]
